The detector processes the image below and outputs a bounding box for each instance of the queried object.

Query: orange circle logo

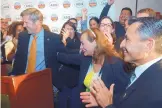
[63,1,71,8]
[51,14,58,22]
[89,0,97,7]
[38,1,45,9]
[76,13,82,21]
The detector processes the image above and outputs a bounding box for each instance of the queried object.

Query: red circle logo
[14,2,21,10]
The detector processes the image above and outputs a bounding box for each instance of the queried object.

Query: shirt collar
[32,28,44,37]
[134,56,162,78]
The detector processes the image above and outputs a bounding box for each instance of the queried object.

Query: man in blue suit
[11,8,65,89]
[81,17,162,108]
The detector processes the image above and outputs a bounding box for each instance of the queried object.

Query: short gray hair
[20,8,43,23]
[129,17,162,53]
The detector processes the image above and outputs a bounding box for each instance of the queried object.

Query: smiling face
[0,19,9,31]
[22,15,39,35]
[99,18,114,44]
[80,32,96,56]
[89,19,99,29]
[119,9,131,26]
[120,22,149,65]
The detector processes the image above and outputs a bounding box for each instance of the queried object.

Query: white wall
[1,0,161,33]
[138,0,162,13]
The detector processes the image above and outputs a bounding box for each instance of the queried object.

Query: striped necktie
[127,72,136,88]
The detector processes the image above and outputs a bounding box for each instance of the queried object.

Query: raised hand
[104,32,114,44]
[61,28,70,45]
[82,8,88,15]
[90,78,115,108]
[107,0,115,5]
[82,8,88,20]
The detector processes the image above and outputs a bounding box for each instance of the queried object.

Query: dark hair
[128,17,162,53]
[121,7,132,16]
[68,18,78,24]
[60,21,78,40]
[99,16,116,44]
[8,21,25,38]
[89,17,100,25]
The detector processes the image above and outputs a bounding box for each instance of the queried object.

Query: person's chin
[27,31,32,35]
[123,56,131,63]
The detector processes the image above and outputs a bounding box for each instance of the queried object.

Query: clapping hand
[90,78,115,108]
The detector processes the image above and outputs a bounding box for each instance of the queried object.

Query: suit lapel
[44,30,50,68]
[100,58,108,83]
[79,57,92,84]
[24,34,30,54]
[118,59,162,104]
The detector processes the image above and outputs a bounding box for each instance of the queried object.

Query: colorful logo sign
[14,2,21,10]
[75,0,84,8]
[89,0,97,7]
[63,1,71,8]
[62,14,72,21]
[51,27,60,33]
[51,14,58,22]
[24,2,34,8]
[49,1,59,9]
[38,1,45,9]
[2,3,10,10]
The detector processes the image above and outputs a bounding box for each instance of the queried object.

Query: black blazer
[11,30,66,87]
[57,37,81,89]
[57,53,129,108]
[107,59,162,108]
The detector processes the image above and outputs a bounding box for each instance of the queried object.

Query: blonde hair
[81,28,121,64]
[20,8,43,23]
[137,8,156,17]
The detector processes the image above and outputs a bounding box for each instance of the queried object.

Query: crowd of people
[1,0,162,108]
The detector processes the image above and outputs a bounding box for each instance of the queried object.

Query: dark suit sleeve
[111,59,129,94]
[57,53,81,65]
[106,104,116,108]
[99,4,111,20]
[11,33,26,75]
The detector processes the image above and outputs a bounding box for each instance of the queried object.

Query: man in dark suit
[11,8,65,89]
[80,17,162,108]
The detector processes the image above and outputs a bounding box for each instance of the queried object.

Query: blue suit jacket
[107,59,162,108]
[57,53,129,108]
[11,30,66,88]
